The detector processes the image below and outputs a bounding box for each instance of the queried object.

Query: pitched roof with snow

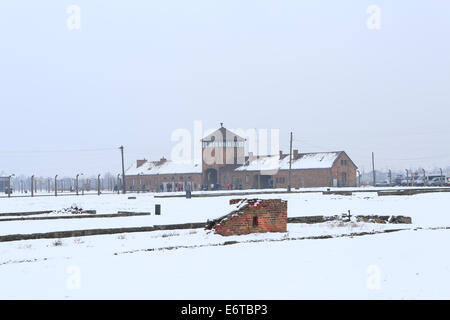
[281,152,342,169]
[126,160,202,176]
[235,152,343,172]
[234,155,281,172]
[201,127,245,142]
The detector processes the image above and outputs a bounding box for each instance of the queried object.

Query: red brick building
[206,198,287,236]
[125,125,358,191]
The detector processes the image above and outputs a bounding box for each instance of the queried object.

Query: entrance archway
[205,168,218,188]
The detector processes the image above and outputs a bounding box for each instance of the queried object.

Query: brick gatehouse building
[125,125,357,192]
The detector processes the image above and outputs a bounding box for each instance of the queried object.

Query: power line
[381,153,450,161]
[0,147,117,154]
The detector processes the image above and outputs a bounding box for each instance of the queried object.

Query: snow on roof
[151,161,202,175]
[126,160,202,176]
[126,161,152,175]
[281,152,341,170]
[202,127,245,142]
[234,155,280,173]
[235,152,342,172]
[127,151,344,175]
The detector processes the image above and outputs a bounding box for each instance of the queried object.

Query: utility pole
[76,173,83,196]
[388,169,392,186]
[440,168,444,187]
[117,174,121,194]
[288,132,293,192]
[97,174,101,196]
[55,175,58,197]
[31,175,34,197]
[372,152,376,186]
[120,146,126,194]
[7,174,14,198]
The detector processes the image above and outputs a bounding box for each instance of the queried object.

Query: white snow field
[0,189,449,299]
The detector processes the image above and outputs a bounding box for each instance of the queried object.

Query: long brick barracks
[125,125,358,192]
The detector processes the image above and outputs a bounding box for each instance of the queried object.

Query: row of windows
[276,177,286,183]
[202,141,245,148]
[131,176,193,185]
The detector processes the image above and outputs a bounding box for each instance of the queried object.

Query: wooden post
[120,146,126,194]
[7,175,12,198]
[372,152,376,186]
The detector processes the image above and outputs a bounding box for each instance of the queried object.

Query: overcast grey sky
[0,0,449,176]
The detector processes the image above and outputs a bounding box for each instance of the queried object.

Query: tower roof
[202,126,245,142]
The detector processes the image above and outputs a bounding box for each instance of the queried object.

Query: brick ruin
[206,198,287,236]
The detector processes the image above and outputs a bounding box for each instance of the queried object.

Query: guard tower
[201,124,245,188]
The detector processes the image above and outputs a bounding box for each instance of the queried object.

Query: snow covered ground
[1,227,449,299]
[0,189,449,299]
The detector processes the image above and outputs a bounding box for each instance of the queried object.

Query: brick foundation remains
[206,198,287,236]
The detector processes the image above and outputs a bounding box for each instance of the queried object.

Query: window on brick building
[253,216,258,227]
[276,177,285,183]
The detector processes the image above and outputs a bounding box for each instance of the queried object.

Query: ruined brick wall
[212,199,287,236]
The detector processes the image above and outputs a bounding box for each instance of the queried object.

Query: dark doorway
[341,172,347,186]
[258,175,273,189]
[205,168,218,188]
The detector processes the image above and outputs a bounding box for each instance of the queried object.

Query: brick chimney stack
[136,159,147,168]
[159,157,167,164]
[293,149,299,159]
[279,150,283,159]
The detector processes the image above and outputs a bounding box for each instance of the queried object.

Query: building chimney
[159,157,167,164]
[136,159,147,168]
[293,149,299,159]
[279,150,283,159]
